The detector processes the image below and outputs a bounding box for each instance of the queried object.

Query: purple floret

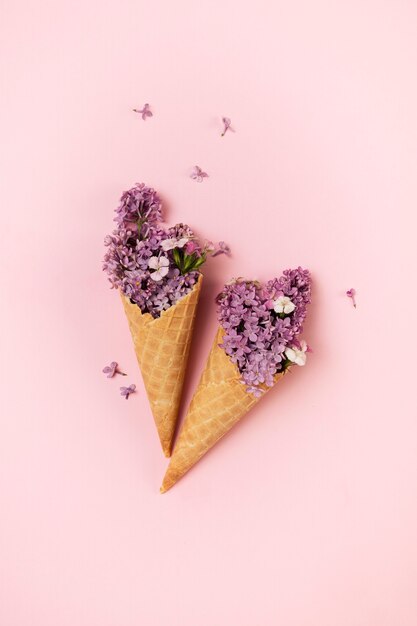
[104,223,200,317]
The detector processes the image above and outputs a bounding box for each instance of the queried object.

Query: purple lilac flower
[104,190,202,318]
[102,361,127,378]
[133,103,152,120]
[212,241,231,257]
[221,117,234,136]
[346,288,356,308]
[104,184,229,318]
[120,384,136,399]
[217,268,312,396]
[114,183,162,238]
[190,166,208,182]
[104,223,201,317]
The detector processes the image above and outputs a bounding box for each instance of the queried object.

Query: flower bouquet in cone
[161,267,312,490]
[103,183,228,456]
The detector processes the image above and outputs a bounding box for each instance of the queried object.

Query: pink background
[1,1,417,624]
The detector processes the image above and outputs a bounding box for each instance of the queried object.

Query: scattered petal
[102,361,126,378]
[346,288,357,308]
[133,103,153,121]
[120,384,136,399]
[221,116,234,136]
[204,240,215,253]
[190,165,209,182]
[212,241,232,257]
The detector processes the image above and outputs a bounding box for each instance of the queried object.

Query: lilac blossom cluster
[104,184,228,318]
[217,268,312,396]
[113,182,163,238]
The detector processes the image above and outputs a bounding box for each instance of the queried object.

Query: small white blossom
[273,296,296,314]
[160,237,189,252]
[148,256,169,281]
[285,340,308,366]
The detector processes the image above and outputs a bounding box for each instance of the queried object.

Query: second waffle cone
[161,326,285,491]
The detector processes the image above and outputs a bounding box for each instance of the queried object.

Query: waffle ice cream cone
[121,274,202,457]
[161,326,285,491]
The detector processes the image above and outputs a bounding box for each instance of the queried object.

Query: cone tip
[160,440,172,457]
[160,474,173,493]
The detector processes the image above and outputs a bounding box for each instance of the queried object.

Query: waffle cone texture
[161,326,285,492]
[121,274,203,457]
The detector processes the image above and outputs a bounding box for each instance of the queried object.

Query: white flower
[285,340,308,366]
[148,256,169,281]
[273,296,296,314]
[160,237,189,252]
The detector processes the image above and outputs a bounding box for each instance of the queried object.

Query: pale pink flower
[285,340,308,366]
[184,240,199,255]
[148,256,169,281]
[273,296,296,314]
[160,237,189,252]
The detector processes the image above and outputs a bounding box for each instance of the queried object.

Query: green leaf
[172,248,183,271]
[180,254,193,273]
[181,252,207,274]
[192,255,206,270]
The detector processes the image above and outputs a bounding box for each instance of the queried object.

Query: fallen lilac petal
[212,241,231,257]
[102,361,117,378]
[120,384,136,399]
[103,361,126,378]
[190,166,208,182]
[346,288,357,308]
[133,103,153,120]
[221,117,234,136]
